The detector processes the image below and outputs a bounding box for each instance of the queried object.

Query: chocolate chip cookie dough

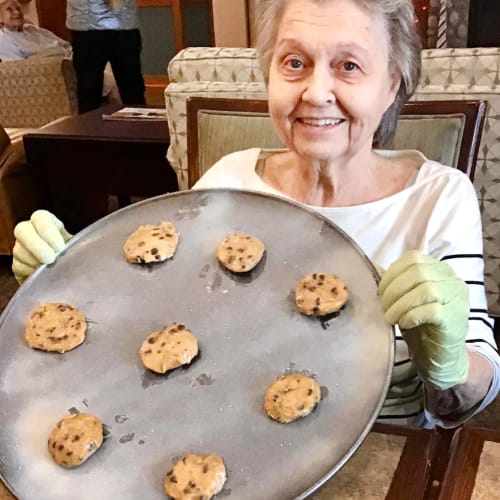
[123,221,179,264]
[139,323,198,374]
[24,302,87,353]
[264,373,321,424]
[164,454,226,500]
[216,233,265,272]
[295,272,348,316]
[48,413,103,468]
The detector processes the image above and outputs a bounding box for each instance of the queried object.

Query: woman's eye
[285,58,303,70]
[343,61,358,72]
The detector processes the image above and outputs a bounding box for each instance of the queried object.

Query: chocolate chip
[151,248,158,255]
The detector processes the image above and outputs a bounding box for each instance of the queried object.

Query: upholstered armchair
[0,56,78,129]
[165,48,267,190]
[0,125,37,255]
[164,46,500,318]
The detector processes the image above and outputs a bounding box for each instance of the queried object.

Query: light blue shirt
[66,0,137,31]
[0,24,72,61]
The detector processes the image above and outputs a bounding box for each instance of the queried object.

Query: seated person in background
[0,0,120,103]
[0,0,71,59]
[11,0,500,429]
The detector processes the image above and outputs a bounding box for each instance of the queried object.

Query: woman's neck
[261,149,419,207]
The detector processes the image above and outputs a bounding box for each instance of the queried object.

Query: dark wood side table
[23,106,178,233]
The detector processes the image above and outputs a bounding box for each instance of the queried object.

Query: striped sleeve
[426,171,500,426]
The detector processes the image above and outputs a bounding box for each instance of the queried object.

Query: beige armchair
[0,125,38,255]
[185,97,486,188]
[0,56,78,129]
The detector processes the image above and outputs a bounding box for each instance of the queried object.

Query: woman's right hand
[12,210,73,284]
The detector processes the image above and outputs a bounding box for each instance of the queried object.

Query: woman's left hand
[379,250,469,391]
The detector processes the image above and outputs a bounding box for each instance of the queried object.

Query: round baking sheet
[0,189,394,499]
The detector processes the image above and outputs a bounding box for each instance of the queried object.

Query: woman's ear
[390,70,401,97]
[384,65,402,111]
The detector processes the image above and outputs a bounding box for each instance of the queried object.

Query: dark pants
[71,29,146,114]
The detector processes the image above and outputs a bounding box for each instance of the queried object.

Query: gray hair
[255,0,422,146]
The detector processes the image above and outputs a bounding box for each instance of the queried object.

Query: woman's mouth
[298,118,345,127]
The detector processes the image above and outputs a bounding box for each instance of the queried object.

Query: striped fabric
[436,0,447,49]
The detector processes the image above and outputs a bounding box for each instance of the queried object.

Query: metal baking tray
[0,189,394,499]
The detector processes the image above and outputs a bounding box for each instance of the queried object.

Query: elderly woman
[0,0,71,60]
[12,0,500,428]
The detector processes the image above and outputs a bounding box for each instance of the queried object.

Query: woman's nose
[302,67,335,106]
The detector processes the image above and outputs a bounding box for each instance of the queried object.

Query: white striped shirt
[194,148,500,427]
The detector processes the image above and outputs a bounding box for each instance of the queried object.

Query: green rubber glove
[379,250,469,391]
[12,210,72,284]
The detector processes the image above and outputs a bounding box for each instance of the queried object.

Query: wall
[212,0,248,47]
[22,1,39,25]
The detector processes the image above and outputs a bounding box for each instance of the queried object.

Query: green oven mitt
[12,210,72,284]
[379,250,469,391]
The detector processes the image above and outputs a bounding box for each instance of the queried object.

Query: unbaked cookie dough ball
[216,233,265,273]
[123,221,179,264]
[295,272,348,316]
[24,302,87,353]
[264,373,321,423]
[140,323,198,374]
[48,413,103,467]
[164,454,226,500]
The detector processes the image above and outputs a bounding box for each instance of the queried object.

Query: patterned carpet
[0,255,499,430]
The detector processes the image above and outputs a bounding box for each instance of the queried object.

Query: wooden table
[23,106,178,233]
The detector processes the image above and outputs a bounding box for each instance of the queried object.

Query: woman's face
[0,0,24,30]
[268,0,400,164]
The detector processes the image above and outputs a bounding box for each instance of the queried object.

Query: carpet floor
[0,255,499,430]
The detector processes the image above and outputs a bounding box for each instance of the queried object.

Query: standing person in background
[67,0,146,113]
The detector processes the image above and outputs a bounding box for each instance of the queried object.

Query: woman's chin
[292,144,348,165]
